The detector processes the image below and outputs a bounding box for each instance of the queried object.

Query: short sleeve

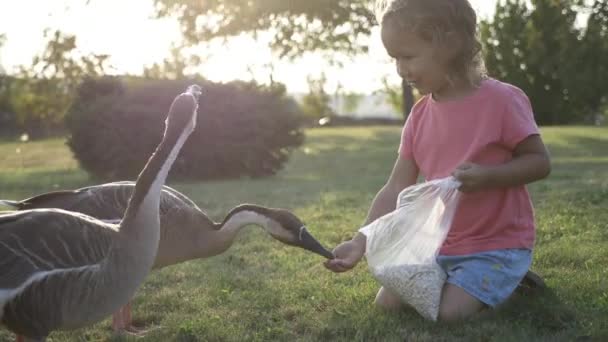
[398,114,416,159]
[501,87,540,149]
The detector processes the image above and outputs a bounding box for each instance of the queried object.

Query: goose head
[222,204,334,259]
[164,84,202,139]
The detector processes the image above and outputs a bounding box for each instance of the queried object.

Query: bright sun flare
[0,0,497,93]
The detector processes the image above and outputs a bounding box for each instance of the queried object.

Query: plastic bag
[359,177,461,320]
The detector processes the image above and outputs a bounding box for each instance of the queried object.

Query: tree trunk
[402,79,414,121]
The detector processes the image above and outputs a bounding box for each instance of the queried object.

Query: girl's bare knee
[437,304,464,322]
[438,284,486,322]
[374,287,403,311]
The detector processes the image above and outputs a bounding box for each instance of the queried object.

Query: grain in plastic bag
[359,177,461,320]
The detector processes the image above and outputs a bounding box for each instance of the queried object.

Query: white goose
[0,184,334,333]
[0,84,202,341]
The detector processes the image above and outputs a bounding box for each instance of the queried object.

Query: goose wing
[4,182,203,220]
[108,181,201,210]
[0,209,116,293]
[3,186,126,219]
[0,209,116,336]
[2,190,86,211]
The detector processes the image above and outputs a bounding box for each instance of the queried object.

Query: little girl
[324,0,551,321]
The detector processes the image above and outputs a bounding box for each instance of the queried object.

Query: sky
[0,0,497,94]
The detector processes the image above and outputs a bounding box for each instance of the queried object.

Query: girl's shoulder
[482,78,531,105]
[406,95,431,121]
[482,78,535,124]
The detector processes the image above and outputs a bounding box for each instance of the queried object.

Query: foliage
[153,0,376,59]
[342,92,365,115]
[300,73,334,120]
[480,0,608,125]
[374,78,418,121]
[401,80,415,117]
[381,76,403,116]
[0,36,17,137]
[65,76,305,181]
[568,0,608,120]
[143,42,204,80]
[1,126,607,340]
[330,83,365,115]
[152,0,417,120]
[0,33,6,74]
[0,75,18,137]
[1,30,109,138]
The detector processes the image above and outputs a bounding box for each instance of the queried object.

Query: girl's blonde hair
[375,0,486,86]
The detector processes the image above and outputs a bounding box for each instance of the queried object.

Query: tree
[154,0,376,58]
[8,30,109,137]
[569,0,608,120]
[0,34,18,136]
[143,42,203,79]
[0,33,9,110]
[401,80,414,118]
[0,33,6,74]
[480,0,606,125]
[153,0,415,119]
[343,92,365,114]
[378,76,403,118]
[300,73,334,120]
[330,82,364,115]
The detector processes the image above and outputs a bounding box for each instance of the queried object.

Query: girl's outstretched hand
[452,162,490,192]
[324,235,366,273]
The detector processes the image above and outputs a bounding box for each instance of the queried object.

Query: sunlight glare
[0,0,499,93]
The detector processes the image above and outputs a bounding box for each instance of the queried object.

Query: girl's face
[381,21,453,97]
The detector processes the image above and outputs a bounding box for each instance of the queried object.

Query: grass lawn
[0,126,606,341]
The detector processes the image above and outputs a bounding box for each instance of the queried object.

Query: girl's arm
[453,135,551,192]
[324,156,419,272]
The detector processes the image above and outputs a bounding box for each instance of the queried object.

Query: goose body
[0,209,122,334]
[1,183,333,333]
[0,85,201,341]
[0,182,333,269]
[1,182,215,270]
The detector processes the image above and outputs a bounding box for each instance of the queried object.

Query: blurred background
[0,3,607,340]
[0,0,606,181]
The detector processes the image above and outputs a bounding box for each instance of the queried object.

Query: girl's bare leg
[438,283,486,322]
[374,286,404,311]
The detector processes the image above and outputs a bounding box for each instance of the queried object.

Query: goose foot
[121,324,162,337]
[112,302,134,333]
[111,302,159,337]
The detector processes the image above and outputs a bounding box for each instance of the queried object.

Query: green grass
[0,126,607,341]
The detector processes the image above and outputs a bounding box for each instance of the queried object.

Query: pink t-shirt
[399,78,539,255]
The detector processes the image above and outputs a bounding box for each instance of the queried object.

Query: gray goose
[0,84,201,341]
[0,183,334,333]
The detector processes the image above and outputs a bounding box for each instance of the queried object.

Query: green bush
[0,75,18,138]
[65,76,305,180]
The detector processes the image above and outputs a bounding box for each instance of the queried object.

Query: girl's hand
[324,237,366,273]
[452,162,490,192]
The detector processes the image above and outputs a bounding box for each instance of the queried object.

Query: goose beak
[298,226,334,259]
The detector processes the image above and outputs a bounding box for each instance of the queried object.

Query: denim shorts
[436,248,532,307]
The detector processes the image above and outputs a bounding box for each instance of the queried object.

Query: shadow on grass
[314,286,587,341]
[498,288,581,335]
